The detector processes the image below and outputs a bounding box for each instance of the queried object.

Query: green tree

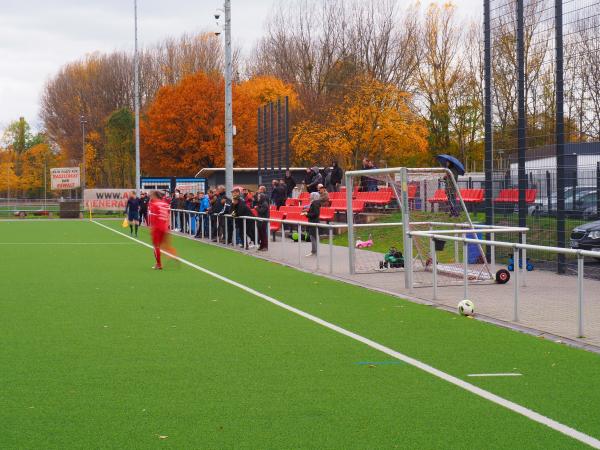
[1,117,47,176]
[104,108,135,188]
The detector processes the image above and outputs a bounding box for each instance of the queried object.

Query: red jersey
[149,198,170,231]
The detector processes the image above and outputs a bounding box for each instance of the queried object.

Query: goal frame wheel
[495,269,510,284]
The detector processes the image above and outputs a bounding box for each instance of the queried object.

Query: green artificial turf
[1,220,599,449]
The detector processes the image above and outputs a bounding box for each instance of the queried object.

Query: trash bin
[466,232,484,264]
[59,201,81,219]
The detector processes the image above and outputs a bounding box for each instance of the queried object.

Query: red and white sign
[84,189,131,211]
[51,167,80,190]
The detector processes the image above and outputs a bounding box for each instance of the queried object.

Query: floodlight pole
[80,115,87,197]
[224,0,234,194]
[134,0,141,196]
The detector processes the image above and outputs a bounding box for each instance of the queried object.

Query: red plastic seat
[319,207,335,222]
[269,210,285,233]
[407,184,417,200]
[298,192,310,203]
[460,189,484,203]
[428,189,448,203]
[285,212,308,223]
[280,205,303,216]
[330,199,347,211]
[285,198,301,207]
[494,189,518,203]
[526,189,537,204]
[329,192,346,201]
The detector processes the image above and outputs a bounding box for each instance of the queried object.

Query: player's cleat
[152,265,163,270]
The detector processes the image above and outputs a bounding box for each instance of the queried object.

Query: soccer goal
[344,167,502,288]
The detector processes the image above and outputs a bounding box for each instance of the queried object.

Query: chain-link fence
[485,0,600,274]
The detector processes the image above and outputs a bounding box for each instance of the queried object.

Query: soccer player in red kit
[149,191,177,270]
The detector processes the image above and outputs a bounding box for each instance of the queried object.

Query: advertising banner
[84,189,130,211]
[51,167,80,190]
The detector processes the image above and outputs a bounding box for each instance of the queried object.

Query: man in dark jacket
[255,192,270,251]
[329,162,343,192]
[306,167,323,193]
[303,191,322,256]
[284,170,296,197]
[139,192,150,225]
[232,197,256,248]
[270,180,285,208]
[360,158,378,192]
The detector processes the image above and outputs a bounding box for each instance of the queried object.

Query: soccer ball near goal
[458,299,475,316]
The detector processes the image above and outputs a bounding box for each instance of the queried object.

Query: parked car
[570,220,600,260]
[530,187,597,219]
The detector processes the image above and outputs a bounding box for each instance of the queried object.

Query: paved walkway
[178,230,600,351]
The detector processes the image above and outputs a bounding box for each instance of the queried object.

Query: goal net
[345,167,493,288]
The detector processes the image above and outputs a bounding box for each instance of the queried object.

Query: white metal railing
[411,229,598,338]
[169,207,598,340]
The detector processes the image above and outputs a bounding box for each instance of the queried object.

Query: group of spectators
[161,159,386,257]
[303,162,343,193]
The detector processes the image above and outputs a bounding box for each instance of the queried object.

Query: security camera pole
[223,0,234,194]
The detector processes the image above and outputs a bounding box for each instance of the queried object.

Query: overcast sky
[0,0,483,132]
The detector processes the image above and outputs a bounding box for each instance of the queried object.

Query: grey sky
[0,0,483,131]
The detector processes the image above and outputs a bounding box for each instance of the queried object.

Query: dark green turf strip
[97,220,600,441]
[0,221,593,449]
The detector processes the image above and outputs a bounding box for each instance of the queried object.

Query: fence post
[216,216,220,244]
[298,224,302,267]
[597,162,600,216]
[225,216,228,245]
[546,171,552,214]
[454,233,459,263]
[209,214,212,240]
[329,227,334,274]
[521,232,527,287]
[407,235,414,292]
[463,241,469,300]
[346,173,355,274]
[232,217,236,246]
[243,218,247,249]
[556,0,566,275]
[431,238,438,300]
[513,246,520,322]
[254,220,258,247]
[577,253,585,338]
[490,232,496,273]
[315,224,320,272]
[201,212,205,238]
[281,221,285,259]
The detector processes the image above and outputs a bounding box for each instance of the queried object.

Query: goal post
[344,166,497,288]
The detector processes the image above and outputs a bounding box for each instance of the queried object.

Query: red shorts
[151,228,167,247]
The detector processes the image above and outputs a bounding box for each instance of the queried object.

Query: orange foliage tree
[19,143,61,196]
[292,77,430,169]
[141,73,296,176]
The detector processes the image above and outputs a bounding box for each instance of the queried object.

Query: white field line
[92,219,600,449]
[0,242,133,245]
[468,373,523,377]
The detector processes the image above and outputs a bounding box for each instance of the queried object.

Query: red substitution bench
[427,189,448,203]
[330,199,365,213]
[355,191,393,206]
[459,189,484,204]
[494,189,537,204]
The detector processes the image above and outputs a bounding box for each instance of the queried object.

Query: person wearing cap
[318,184,330,207]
